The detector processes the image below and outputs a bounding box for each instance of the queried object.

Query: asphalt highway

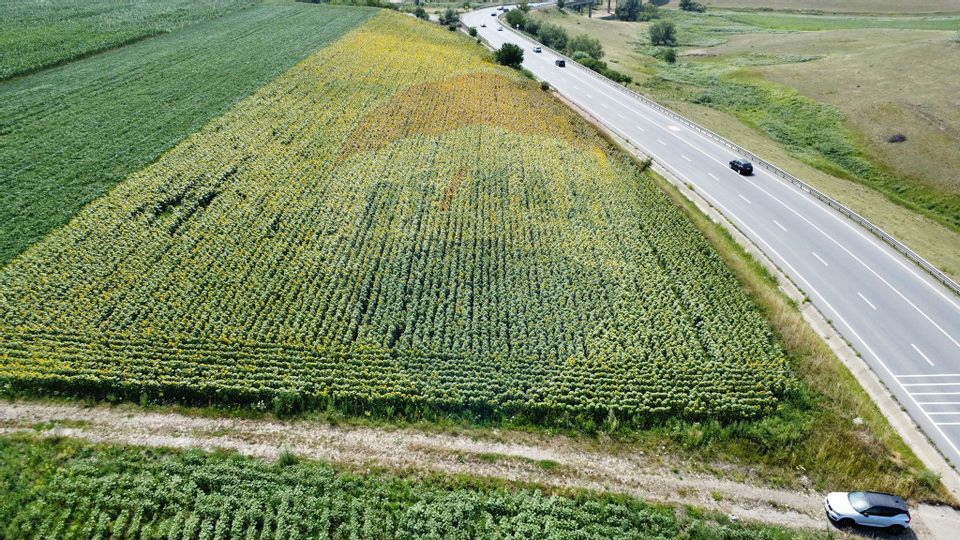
[464,5,960,468]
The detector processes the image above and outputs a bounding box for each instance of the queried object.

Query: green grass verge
[0,434,828,539]
[0,0,257,80]
[0,3,375,265]
[639,62,960,230]
[723,11,960,31]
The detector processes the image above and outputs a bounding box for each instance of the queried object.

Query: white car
[497,26,503,31]
[533,46,542,53]
[825,491,910,533]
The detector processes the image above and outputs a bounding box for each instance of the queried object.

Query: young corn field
[0,12,788,427]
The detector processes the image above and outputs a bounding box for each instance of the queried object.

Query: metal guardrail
[466,9,960,297]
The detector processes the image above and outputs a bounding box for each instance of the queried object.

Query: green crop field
[0,11,788,427]
[0,435,823,539]
[0,3,375,265]
[0,0,256,79]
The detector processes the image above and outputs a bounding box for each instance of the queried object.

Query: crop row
[0,12,787,424]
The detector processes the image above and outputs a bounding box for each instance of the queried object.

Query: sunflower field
[0,12,788,426]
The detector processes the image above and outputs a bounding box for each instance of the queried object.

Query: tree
[505,8,527,29]
[525,18,541,35]
[494,43,524,68]
[679,0,706,12]
[518,2,531,12]
[649,20,676,46]
[663,47,677,63]
[614,0,642,21]
[413,6,428,20]
[468,26,478,37]
[439,8,458,26]
[537,23,568,50]
[567,34,603,60]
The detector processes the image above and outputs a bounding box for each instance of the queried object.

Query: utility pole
[588,3,592,17]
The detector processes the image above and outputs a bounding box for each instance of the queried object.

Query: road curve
[463,5,960,470]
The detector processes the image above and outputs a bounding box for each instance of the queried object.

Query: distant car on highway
[729,158,753,175]
[491,12,497,16]
[555,59,566,67]
[480,23,486,27]
[497,26,503,31]
[533,46,542,53]
[825,491,910,533]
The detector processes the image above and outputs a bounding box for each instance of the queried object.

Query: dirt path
[0,400,945,537]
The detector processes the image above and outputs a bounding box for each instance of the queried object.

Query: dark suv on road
[729,158,753,175]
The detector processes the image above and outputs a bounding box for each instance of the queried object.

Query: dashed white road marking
[636,125,645,132]
[707,172,719,181]
[773,220,787,232]
[657,139,666,145]
[681,155,692,162]
[667,125,681,131]
[811,252,829,267]
[903,382,960,386]
[617,112,625,119]
[915,393,960,396]
[738,194,751,204]
[913,343,935,366]
[897,373,960,378]
[857,292,877,310]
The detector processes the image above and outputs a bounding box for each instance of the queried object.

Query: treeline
[506,7,632,83]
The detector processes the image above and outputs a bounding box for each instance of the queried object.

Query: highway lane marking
[708,173,720,181]
[636,125,646,132]
[934,422,960,426]
[924,409,960,412]
[537,59,960,367]
[681,155,692,162]
[811,252,829,267]
[562,68,960,317]
[617,112,626,119]
[918,402,960,405]
[902,382,960,386]
[773,220,787,232]
[675,175,960,462]
[739,194,751,204]
[600,103,609,109]
[668,125,681,131]
[914,393,960,396]
[658,139,666,145]
[528,42,960,460]
[857,292,877,310]
[913,343,936,366]
[897,373,960,377]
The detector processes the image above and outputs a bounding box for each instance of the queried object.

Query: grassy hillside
[0,435,825,539]
[0,3,375,265]
[0,0,256,79]
[702,0,960,14]
[0,11,787,427]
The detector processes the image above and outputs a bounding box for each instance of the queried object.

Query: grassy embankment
[531,5,960,279]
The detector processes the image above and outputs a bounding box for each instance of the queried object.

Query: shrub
[494,43,524,68]
[438,7,458,26]
[505,8,527,29]
[540,80,550,91]
[537,23,568,50]
[886,133,907,143]
[649,20,677,46]
[663,47,677,64]
[524,17,540,35]
[277,448,300,467]
[468,26,477,37]
[614,0,641,21]
[679,0,706,12]
[413,6,428,20]
[567,33,603,60]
